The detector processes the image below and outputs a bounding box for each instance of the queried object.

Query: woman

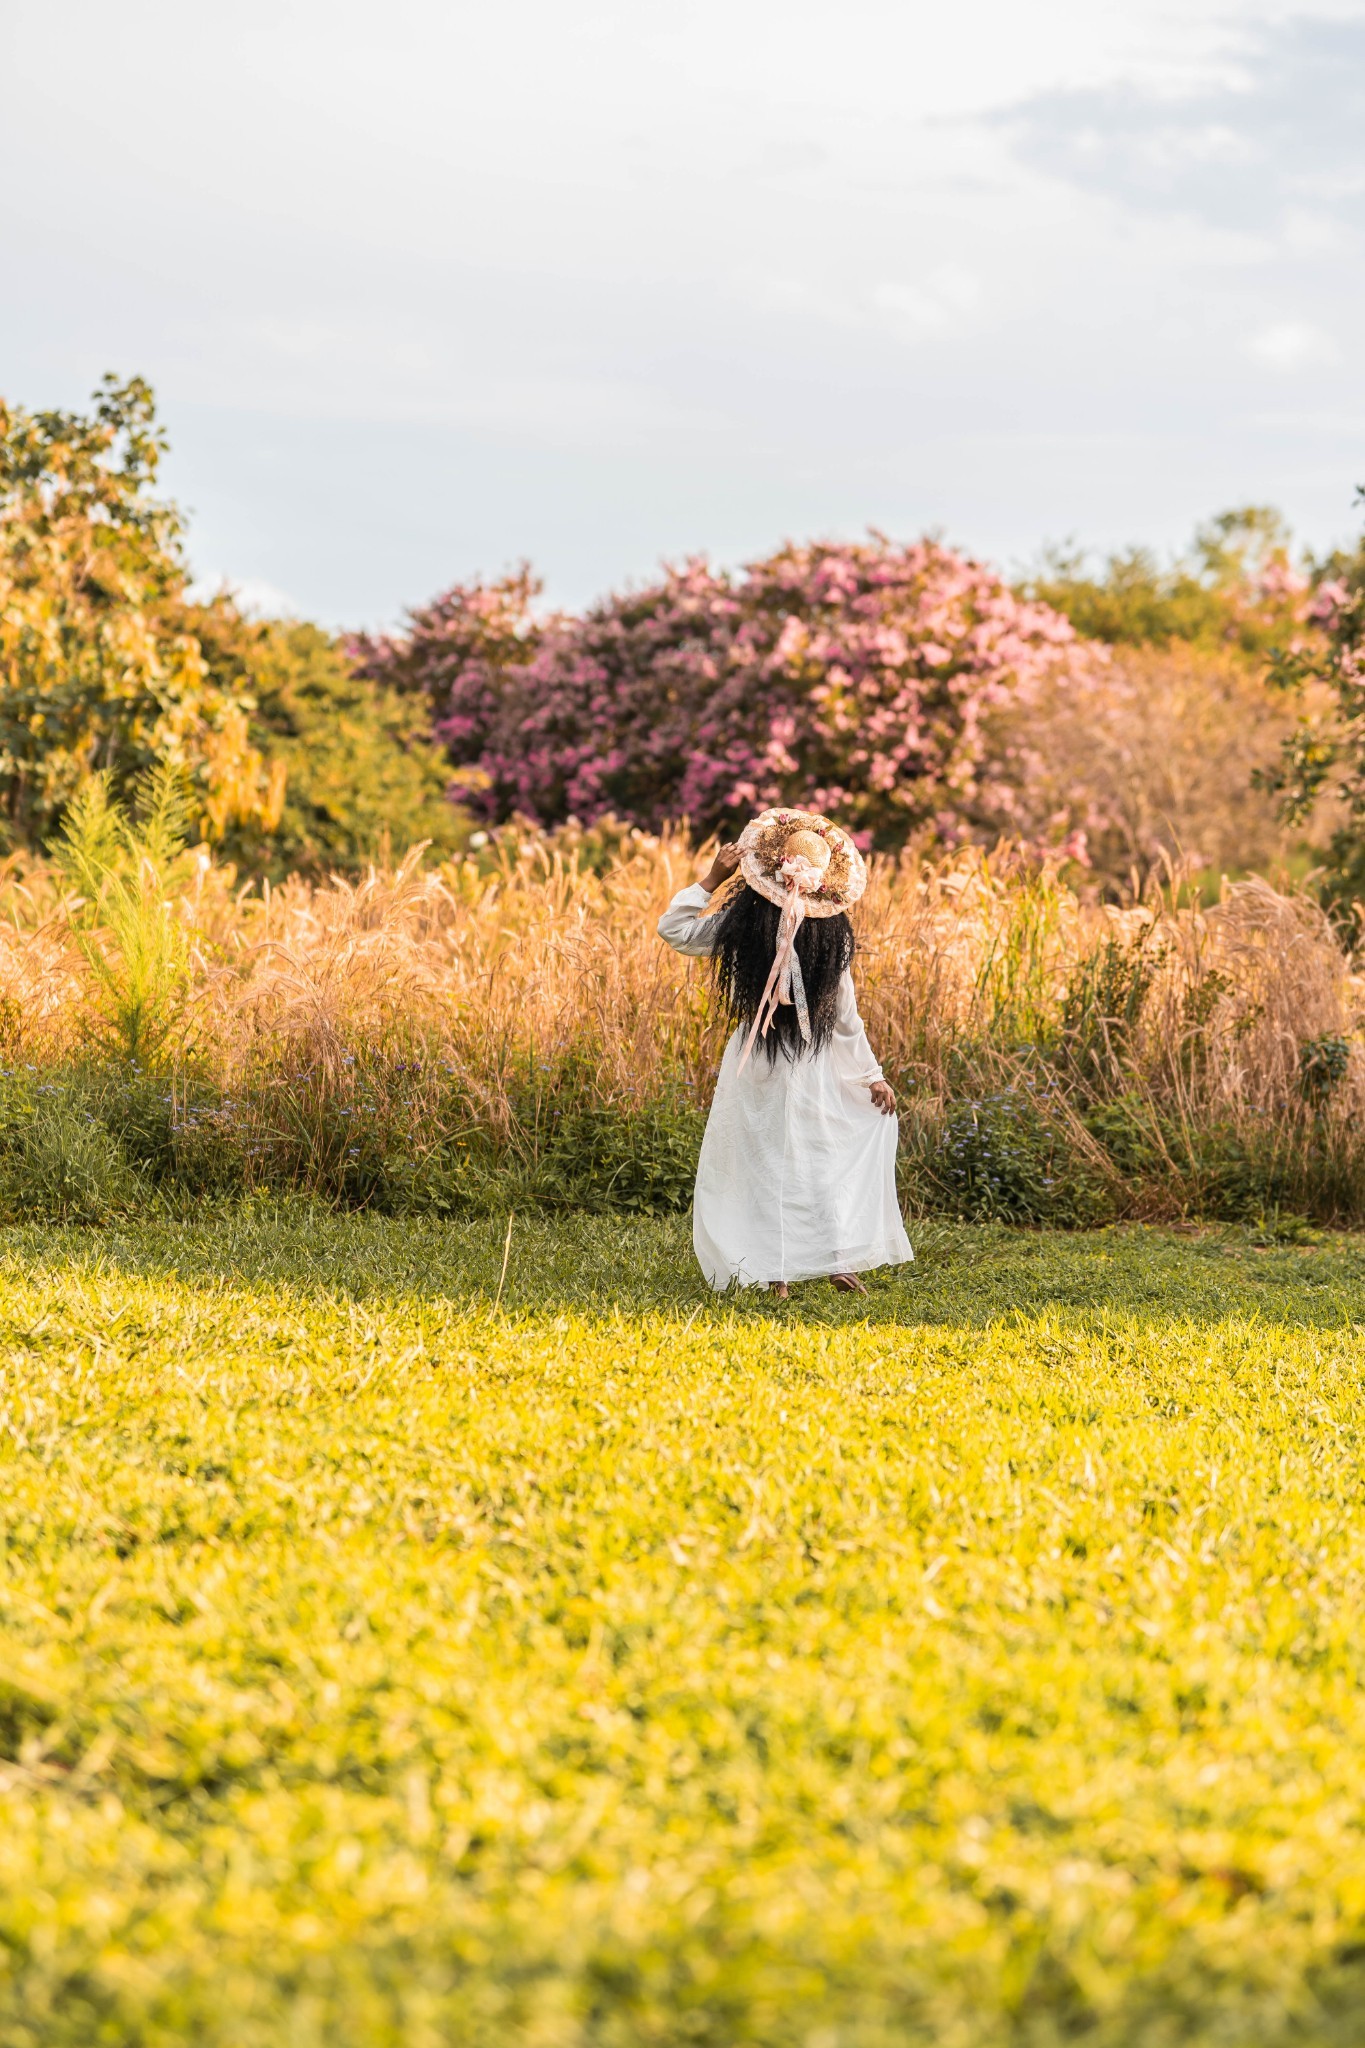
[658,807,913,1296]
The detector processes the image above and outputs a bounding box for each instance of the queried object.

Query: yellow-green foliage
[4,1212,1365,2044]
[49,767,201,1066]
[0,380,462,874]
[192,614,471,882]
[1021,508,1308,656]
[0,380,281,848]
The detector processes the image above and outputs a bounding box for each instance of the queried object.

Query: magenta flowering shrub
[347,566,547,783]
[354,537,1086,848]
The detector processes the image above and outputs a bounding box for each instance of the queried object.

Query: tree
[1022,508,1310,655]
[356,539,1084,849]
[197,610,470,880]
[0,377,279,849]
[347,567,546,815]
[1260,490,1365,905]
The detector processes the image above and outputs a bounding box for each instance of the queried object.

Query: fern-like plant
[52,766,200,1065]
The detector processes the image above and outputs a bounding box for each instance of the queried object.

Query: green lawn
[4,1211,1365,2046]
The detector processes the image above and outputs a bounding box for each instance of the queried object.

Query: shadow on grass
[2,1205,1364,1331]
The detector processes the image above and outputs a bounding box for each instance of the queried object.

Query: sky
[3,0,1365,626]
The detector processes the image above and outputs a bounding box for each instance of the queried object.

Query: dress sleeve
[657,883,720,958]
[833,970,884,1085]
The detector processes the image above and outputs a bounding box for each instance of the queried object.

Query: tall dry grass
[0,822,1362,1225]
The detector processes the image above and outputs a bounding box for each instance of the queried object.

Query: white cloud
[1278,208,1347,255]
[5,0,1363,623]
[1244,320,1342,371]
[871,267,984,337]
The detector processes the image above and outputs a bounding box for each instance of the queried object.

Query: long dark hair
[711,882,854,1062]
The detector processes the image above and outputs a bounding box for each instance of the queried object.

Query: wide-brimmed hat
[736,808,867,920]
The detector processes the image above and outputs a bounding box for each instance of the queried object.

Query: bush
[353,538,1084,849]
[197,614,469,880]
[1260,489,1365,907]
[0,1071,144,1223]
[522,1096,703,1213]
[929,1085,1113,1226]
[987,644,1325,891]
[0,1062,703,1224]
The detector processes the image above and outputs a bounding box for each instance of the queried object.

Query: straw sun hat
[736,808,867,919]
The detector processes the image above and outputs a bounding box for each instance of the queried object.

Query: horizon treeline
[4,377,1364,898]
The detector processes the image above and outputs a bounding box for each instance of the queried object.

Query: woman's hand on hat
[869,1080,896,1115]
[700,842,741,892]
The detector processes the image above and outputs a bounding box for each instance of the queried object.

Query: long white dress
[659,883,915,1291]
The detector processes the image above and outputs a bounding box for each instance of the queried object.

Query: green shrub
[1060,936,1165,1096]
[8,1051,1365,1233]
[1081,1093,1171,1182]
[1299,1033,1352,1110]
[199,616,469,880]
[931,1085,1112,1227]
[0,1058,706,1224]
[527,1097,703,1212]
[1162,1115,1302,1224]
[0,1072,143,1223]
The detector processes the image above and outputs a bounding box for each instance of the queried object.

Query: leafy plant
[196,614,470,880]
[934,1084,1110,1225]
[50,767,201,1065]
[0,1079,139,1223]
[1259,487,1365,906]
[1060,932,1164,1094]
[1299,1033,1352,1111]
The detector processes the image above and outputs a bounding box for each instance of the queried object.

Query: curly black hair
[710,881,854,1062]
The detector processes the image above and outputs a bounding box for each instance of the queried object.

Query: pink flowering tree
[348,564,546,772]
[354,536,1086,849]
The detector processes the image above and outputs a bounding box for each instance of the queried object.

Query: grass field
[4,1211,1365,2045]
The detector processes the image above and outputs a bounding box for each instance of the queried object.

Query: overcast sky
[3,0,1364,625]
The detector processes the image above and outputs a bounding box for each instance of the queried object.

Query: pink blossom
[357,536,1086,849]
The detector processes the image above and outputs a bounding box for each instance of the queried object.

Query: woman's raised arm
[657,884,720,957]
[656,843,740,958]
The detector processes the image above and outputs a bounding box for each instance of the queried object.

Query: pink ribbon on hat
[735,853,826,1073]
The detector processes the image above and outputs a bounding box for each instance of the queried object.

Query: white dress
[659,883,915,1291]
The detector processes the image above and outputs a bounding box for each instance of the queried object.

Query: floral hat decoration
[733,809,867,1070]
[736,807,867,919]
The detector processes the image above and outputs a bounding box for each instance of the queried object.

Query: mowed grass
[4,1215,1365,2046]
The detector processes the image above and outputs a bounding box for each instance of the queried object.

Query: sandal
[829,1272,868,1295]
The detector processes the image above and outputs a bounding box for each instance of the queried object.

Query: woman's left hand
[869,1080,896,1115]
